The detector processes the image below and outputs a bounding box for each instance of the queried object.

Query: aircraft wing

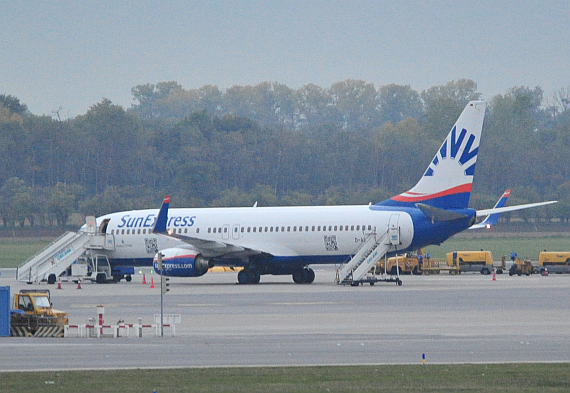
[152,195,293,259]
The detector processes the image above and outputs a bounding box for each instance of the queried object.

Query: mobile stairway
[16,216,113,284]
[337,214,403,286]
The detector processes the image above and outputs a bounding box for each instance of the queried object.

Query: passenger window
[275,227,279,232]
[281,226,285,232]
[121,229,125,235]
[293,226,297,232]
[253,227,256,233]
[265,227,268,232]
[270,227,273,232]
[208,228,211,233]
[299,226,302,232]
[287,226,291,232]
[312,226,315,231]
[339,226,343,231]
[196,228,200,234]
[241,227,244,233]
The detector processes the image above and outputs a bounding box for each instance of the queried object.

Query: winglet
[153,195,170,234]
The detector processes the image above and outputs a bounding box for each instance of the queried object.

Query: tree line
[0,79,569,228]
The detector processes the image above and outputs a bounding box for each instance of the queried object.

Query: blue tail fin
[378,101,486,209]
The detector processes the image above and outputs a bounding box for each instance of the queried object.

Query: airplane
[89,100,556,285]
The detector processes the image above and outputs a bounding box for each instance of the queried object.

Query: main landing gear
[236,267,316,284]
[237,269,261,285]
[292,268,315,284]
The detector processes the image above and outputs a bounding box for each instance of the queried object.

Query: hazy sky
[1,1,568,118]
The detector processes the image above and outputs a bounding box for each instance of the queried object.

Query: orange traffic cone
[57,279,62,289]
[77,278,82,289]
[142,273,147,285]
[492,269,496,281]
[150,277,155,288]
[544,267,549,276]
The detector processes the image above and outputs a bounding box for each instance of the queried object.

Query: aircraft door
[222,224,230,240]
[388,214,401,246]
[232,224,240,240]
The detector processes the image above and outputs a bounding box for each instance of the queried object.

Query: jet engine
[153,248,211,277]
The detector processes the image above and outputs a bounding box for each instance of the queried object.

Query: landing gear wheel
[305,268,315,284]
[246,271,261,284]
[47,274,56,285]
[292,269,307,284]
[397,279,402,286]
[238,269,260,284]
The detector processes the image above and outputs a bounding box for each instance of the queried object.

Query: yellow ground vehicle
[10,290,68,337]
[446,251,494,274]
[375,251,423,275]
[509,259,534,276]
[538,252,570,275]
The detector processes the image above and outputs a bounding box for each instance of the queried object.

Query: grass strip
[1,363,569,393]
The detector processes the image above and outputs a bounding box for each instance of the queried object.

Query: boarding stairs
[338,213,402,285]
[16,216,113,284]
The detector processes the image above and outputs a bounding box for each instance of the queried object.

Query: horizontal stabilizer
[476,200,557,217]
[416,203,468,222]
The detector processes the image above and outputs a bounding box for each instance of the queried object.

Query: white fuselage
[96,205,415,264]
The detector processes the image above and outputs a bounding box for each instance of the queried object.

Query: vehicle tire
[47,274,57,285]
[125,274,132,282]
[517,271,522,276]
[96,272,106,284]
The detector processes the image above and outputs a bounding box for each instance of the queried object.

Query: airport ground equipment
[421,256,460,275]
[446,251,495,274]
[374,250,424,275]
[538,252,570,275]
[16,216,134,284]
[10,289,68,337]
[338,215,402,286]
[0,286,9,337]
[509,259,534,276]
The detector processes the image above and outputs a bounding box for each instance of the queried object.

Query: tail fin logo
[424,126,478,178]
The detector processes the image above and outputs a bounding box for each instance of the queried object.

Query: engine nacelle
[153,248,210,277]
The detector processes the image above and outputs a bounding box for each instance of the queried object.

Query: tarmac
[1,266,569,371]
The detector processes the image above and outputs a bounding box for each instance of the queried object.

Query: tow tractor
[10,289,68,337]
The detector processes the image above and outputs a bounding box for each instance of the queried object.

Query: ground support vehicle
[538,252,570,275]
[509,259,534,276]
[421,257,460,275]
[10,290,68,337]
[374,252,424,276]
[62,254,134,284]
[447,251,494,274]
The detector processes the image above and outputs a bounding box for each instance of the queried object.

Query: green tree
[377,84,423,125]
[421,79,481,138]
